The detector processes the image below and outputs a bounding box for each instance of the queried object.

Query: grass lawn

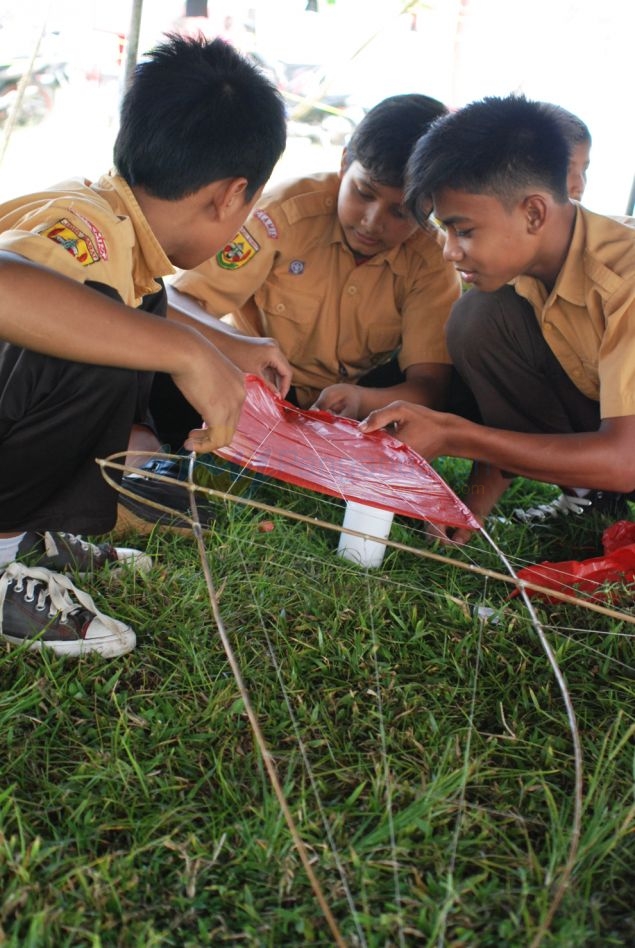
[1,461,633,946]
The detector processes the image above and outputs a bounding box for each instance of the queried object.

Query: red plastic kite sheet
[214,375,479,530]
[514,520,635,603]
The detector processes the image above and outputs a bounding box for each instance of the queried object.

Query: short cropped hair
[405,94,571,224]
[540,102,592,149]
[343,93,448,189]
[114,35,286,201]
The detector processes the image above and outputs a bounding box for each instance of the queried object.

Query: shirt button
[275,303,285,313]
[347,285,357,295]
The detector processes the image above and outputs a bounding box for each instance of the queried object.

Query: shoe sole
[1,631,136,658]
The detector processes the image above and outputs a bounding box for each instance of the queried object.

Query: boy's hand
[312,383,363,419]
[359,400,450,459]
[423,520,479,548]
[209,333,292,399]
[174,346,247,453]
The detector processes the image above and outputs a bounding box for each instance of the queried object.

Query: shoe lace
[552,493,594,515]
[43,531,98,558]
[515,492,593,522]
[0,562,119,630]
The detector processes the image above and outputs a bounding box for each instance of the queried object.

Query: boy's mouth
[353,229,380,249]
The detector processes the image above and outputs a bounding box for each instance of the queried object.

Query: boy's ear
[215,177,249,219]
[339,147,350,179]
[522,194,548,233]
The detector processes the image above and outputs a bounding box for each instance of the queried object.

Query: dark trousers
[0,280,166,535]
[446,285,600,435]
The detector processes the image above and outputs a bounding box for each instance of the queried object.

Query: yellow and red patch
[39,218,102,267]
[216,227,260,270]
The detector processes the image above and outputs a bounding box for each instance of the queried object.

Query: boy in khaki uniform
[165,94,462,434]
[361,94,635,544]
[0,35,288,656]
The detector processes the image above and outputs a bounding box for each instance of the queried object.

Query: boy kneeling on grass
[0,35,290,657]
[361,94,635,545]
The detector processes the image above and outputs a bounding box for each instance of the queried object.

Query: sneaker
[0,562,136,657]
[512,489,630,525]
[117,456,218,536]
[16,531,152,575]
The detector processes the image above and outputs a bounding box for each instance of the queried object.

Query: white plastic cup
[337,501,395,568]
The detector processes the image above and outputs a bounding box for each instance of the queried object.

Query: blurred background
[1,0,633,214]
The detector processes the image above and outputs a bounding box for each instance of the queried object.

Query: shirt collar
[327,215,413,273]
[96,171,175,296]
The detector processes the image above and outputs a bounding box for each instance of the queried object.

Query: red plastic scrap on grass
[513,520,635,603]
[214,375,479,529]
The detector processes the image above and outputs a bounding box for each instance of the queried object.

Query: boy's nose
[443,232,462,260]
[569,173,585,200]
[361,206,384,232]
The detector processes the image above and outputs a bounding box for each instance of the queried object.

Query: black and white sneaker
[512,489,630,525]
[0,562,136,657]
[16,531,152,575]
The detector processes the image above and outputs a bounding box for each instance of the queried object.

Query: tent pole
[122,0,144,94]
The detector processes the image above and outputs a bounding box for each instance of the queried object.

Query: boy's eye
[454,228,473,238]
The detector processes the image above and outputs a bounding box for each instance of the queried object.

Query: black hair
[113,34,286,201]
[405,94,571,224]
[540,102,592,148]
[343,93,448,189]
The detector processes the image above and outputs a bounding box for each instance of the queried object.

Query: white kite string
[478,523,583,948]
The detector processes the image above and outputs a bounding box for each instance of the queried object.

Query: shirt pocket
[257,284,323,364]
[363,322,402,365]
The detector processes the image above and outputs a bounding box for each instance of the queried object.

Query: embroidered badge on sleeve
[217,227,260,270]
[254,208,278,238]
[39,218,102,266]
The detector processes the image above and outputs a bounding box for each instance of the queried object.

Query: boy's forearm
[354,364,451,416]
[0,252,207,374]
[444,415,635,493]
[363,399,635,495]
[167,291,244,338]
[373,377,449,411]
[167,286,264,338]
[351,381,436,418]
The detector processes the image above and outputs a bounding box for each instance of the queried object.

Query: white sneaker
[0,563,137,657]
[512,489,628,524]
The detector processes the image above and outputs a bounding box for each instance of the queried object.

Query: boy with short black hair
[543,103,592,204]
[164,92,461,428]
[361,94,635,544]
[0,34,289,655]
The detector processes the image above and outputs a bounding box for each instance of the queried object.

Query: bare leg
[125,423,162,469]
[426,461,513,547]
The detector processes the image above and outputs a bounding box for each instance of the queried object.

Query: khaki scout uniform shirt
[513,205,635,418]
[172,172,461,407]
[0,172,173,304]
